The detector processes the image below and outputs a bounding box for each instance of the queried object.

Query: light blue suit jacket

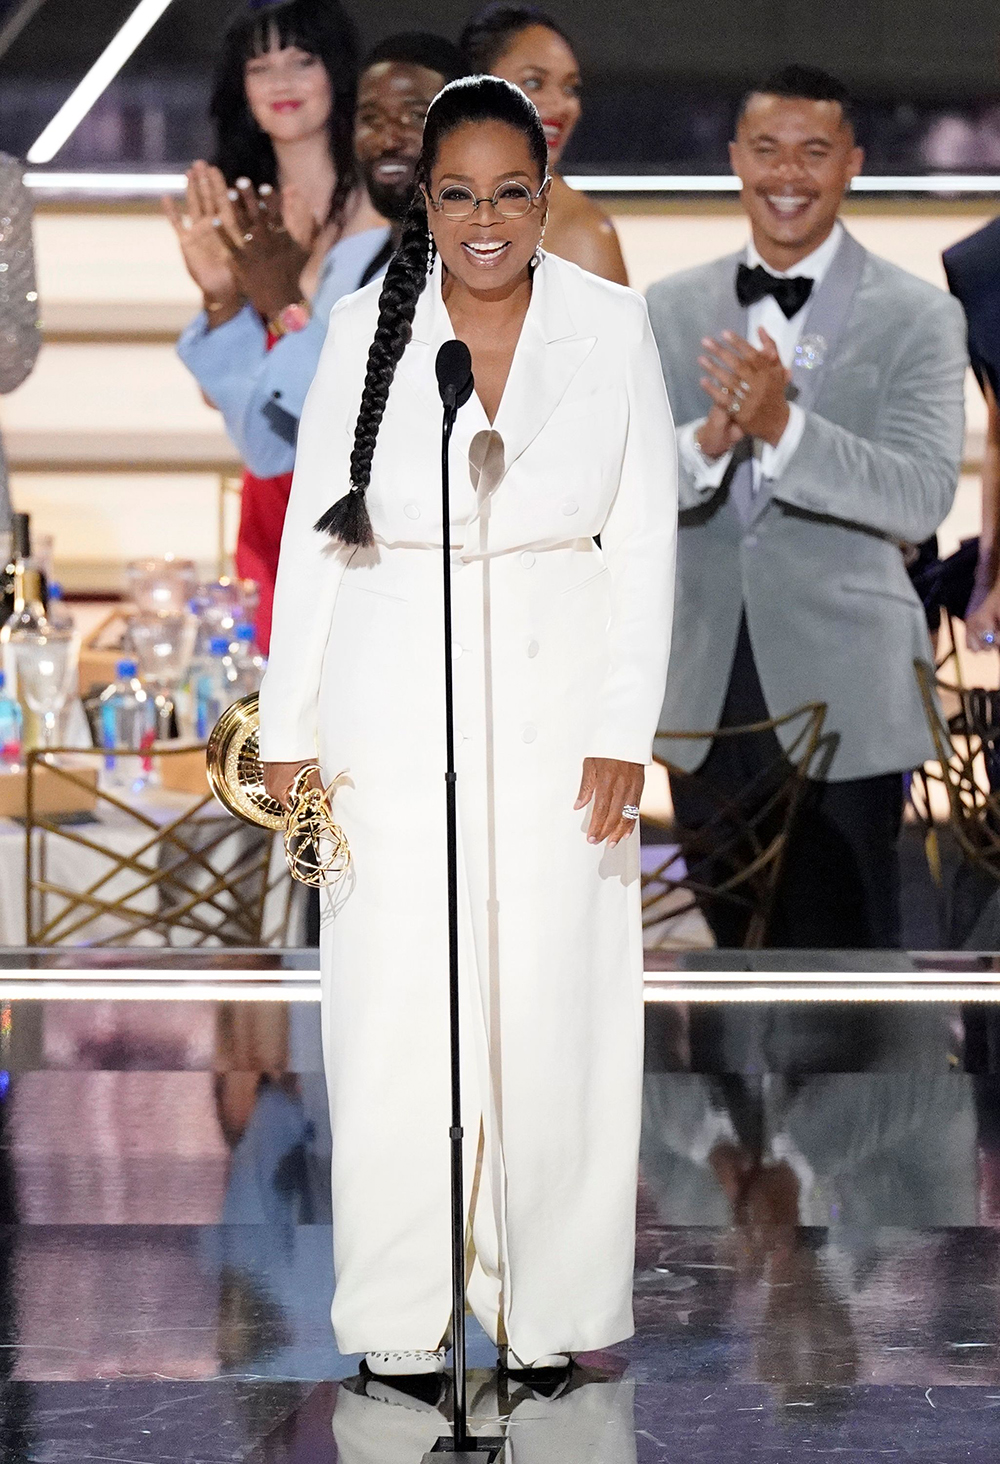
[177,226,391,479]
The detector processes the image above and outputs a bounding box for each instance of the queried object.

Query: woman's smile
[460,236,513,267]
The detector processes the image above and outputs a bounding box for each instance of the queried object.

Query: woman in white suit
[258,76,676,1379]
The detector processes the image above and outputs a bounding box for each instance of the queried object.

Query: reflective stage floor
[3,968,1000,1461]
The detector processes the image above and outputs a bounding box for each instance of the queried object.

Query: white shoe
[504,1348,571,1372]
[365,1349,447,1377]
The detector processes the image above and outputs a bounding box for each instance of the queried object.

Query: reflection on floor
[3,994,1000,1459]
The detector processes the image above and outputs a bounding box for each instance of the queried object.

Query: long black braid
[315,75,548,546]
[314,197,432,545]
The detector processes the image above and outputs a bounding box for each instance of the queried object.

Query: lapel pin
[793,333,828,371]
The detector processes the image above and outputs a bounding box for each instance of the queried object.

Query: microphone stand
[426,351,504,1462]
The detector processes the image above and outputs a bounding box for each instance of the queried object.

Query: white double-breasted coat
[258,250,677,1361]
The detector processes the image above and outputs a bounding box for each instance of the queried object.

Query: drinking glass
[125,557,198,617]
[128,611,194,740]
[10,628,77,750]
[190,577,259,653]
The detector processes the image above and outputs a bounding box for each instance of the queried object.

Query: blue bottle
[99,658,156,790]
[0,669,22,767]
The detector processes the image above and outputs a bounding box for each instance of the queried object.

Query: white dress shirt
[677,221,844,492]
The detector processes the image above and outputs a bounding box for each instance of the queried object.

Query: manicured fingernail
[259,182,273,196]
[227,189,239,201]
[588,836,598,844]
[236,177,251,189]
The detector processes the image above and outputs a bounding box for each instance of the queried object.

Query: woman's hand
[262,760,322,809]
[966,578,1000,652]
[163,161,240,309]
[575,757,644,847]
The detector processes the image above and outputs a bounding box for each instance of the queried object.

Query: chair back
[645,701,827,949]
[913,658,1000,873]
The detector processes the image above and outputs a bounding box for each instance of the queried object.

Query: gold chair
[24,744,289,947]
[913,657,1000,887]
[644,702,827,950]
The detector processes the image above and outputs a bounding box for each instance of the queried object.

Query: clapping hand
[698,328,792,448]
[210,172,318,323]
[163,160,240,310]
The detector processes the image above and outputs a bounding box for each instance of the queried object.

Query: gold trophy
[206,694,350,887]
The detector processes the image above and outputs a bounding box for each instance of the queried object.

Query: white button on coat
[561,500,579,515]
[404,502,420,519]
[521,725,537,743]
[526,640,539,658]
[520,551,535,567]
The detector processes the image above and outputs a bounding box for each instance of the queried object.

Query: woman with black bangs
[258,76,677,1381]
[170,0,389,650]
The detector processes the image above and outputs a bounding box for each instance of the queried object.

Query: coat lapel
[713,249,749,343]
[789,229,868,415]
[397,252,595,487]
[489,253,595,474]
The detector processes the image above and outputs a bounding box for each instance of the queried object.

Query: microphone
[435,339,474,412]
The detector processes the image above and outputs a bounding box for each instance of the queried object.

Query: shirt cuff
[176,302,264,379]
[758,402,805,482]
[677,418,733,489]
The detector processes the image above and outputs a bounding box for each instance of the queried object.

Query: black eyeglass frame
[425,176,551,221]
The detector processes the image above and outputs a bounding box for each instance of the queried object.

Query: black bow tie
[736,262,814,319]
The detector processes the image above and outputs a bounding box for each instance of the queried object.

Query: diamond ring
[621,805,640,821]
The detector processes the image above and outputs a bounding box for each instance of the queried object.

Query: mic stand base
[423,1438,505,1460]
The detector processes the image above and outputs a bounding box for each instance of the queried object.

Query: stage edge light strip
[3,979,1000,1003]
[26,0,177,165]
[564,174,1000,194]
[2,966,997,985]
[20,172,1000,196]
[24,171,186,192]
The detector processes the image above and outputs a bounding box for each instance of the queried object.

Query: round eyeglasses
[428,177,550,222]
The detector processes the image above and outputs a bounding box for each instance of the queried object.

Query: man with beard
[178,33,463,480]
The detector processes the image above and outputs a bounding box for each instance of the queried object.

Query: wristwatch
[269,300,311,337]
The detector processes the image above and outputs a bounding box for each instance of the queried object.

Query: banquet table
[0,777,296,947]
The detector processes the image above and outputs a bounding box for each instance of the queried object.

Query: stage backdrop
[1,0,999,170]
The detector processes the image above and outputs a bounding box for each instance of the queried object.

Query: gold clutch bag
[206,693,350,888]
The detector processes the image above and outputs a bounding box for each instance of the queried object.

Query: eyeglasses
[427,177,550,221]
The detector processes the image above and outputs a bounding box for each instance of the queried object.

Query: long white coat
[258,250,677,1361]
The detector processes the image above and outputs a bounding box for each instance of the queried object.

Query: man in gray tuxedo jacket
[646,66,967,949]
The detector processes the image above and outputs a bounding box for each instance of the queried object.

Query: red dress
[233,330,289,655]
[235,467,291,655]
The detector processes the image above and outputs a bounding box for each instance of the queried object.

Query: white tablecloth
[0,780,297,946]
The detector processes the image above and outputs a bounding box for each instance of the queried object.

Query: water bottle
[226,623,265,699]
[45,583,75,632]
[99,658,157,790]
[0,670,22,768]
[193,636,238,740]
